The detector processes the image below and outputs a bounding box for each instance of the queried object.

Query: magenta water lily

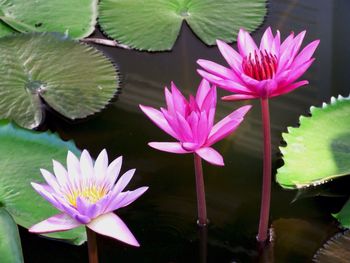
[140,79,251,225]
[197,27,319,242]
[30,149,148,256]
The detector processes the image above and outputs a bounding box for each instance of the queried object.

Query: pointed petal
[148,142,190,154]
[195,147,224,166]
[76,197,101,219]
[215,79,254,94]
[259,27,274,52]
[286,58,315,84]
[106,187,149,212]
[197,59,239,82]
[195,79,211,108]
[175,112,193,141]
[216,39,243,71]
[29,213,81,234]
[222,94,258,101]
[291,40,320,69]
[207,105,252,144]
[87,213,139,247]
[31,183,64,211]
[110,169,135,197]
[271,80,309,97]
[103,156,122,191]
[164,87,175,114]
[237,29,258,57]
[271,30,281,55]
[66,151,81,189]
[94,149,108,181]
[139,105,178,139]
[171,82,188,116]
[40,169,60,194]
[80,150,94,180]
[52,160,68,187]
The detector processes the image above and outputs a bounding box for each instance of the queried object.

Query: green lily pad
[0,33,118,129]
[99,0,267,51]
[0,120,86,245]
[313,230,350,263]
[333,199,350,228]
[0,207,24,263]
[0,0,97,39]
[276,95,350,189]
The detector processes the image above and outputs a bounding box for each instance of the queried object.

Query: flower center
[242,50,277,80]
[66,185,107,207]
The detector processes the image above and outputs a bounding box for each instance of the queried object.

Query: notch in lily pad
[98,0,267,51]
[0,32,119,129]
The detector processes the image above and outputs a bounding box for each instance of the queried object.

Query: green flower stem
[194,153,208,226]
[257,98,272,242]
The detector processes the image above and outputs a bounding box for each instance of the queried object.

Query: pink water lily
[197,27,319,100]
[139,80,251,166]
[29,149,148,247]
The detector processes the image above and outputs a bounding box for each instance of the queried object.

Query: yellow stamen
[66,185,107,207]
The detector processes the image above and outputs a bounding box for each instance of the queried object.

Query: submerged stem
[257,98,272,242]
[194,153,208,226]
[86,227,99,263]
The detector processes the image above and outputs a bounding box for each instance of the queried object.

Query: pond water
[20,0,350,262]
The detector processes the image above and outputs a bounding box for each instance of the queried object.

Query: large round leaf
[313,230,350,263]
[99,0,267,51]
[0,33,118,129]
[333,198,350,228]
[0,120,86,245]
[0,207,24,263]
[0,0,97,39]
[276,95,350,189]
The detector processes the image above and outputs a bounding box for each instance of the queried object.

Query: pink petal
[148,142,190,154]
[237,29,258,57]
[103,156,122,191]
[175,112,193,141]
[207,105,252,145]
[196,111,209,146]
[197,69,225,87]
[87,213,139,247]
[291,40,320,69]
[271,80,309,97]
[279,30,306,71]
[221,94,258,101]
[80,150,94,180]
[259,27,274,52]
[109,187,149,211]
[271,30,281,55]
[197,59,240,82]
[215,79,254,94]
[164,87,175,114]
[139,105,178,139]
[66,151,81,189]
[200,86,216,113]
[171,82,188,117]
[52,160,68,187]
[195,147,224,166]
[280,31,295,53]
[29,213,81,234]
[110,169,135,196]
[31,183,64,211]
[285,58,315,84]
[195,79,211,108]
[40,169,60,193]
[216,39,242,71]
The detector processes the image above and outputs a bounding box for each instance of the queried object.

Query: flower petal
[171,82,188,117]
[52,160,68,188]
[87,213,139,247]
[291,40,320,69]
[221,94,258,101]
[103,156,123,191]
[94,149,108,181]
[237,28,258,57]
[31,183,64,211]
[195,147,224,166]
[271,80,309,97]
[80,150,94,180]
[106,187,149,212]
[110,169,135,197]
[195,79,211,108]
[40,169,60,194]
[148,142,190,154]
[216,39,242,71]
[207,105,252,145]
[259,27,274,52]
[29,213,81,234]
[139,105,178,139]
[197,59,240,82]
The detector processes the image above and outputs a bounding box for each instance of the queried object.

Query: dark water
[21,0,350,262]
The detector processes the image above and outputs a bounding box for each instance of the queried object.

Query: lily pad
[0,33,118,129]
[0,207,24,263]
[0,120,86,245]
[99,0,267,51]
[333,198,350,228]
[0,0,97,39]
[313,230,350,263]
[276,95,350,189]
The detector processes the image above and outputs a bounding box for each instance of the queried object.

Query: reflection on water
[23,0,350,262]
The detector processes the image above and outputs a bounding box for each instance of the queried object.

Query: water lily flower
[139,80,251,166]
[196,27,319,242]
[29,149,148,247]
[197,27,319,101]
[140,79,251,225]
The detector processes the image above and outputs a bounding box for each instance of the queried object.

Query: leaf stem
[257,98,272,242]
[81,38,131,49]
[194,153,208,226]
[86,227,99,263]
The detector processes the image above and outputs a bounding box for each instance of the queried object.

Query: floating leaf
[334,198,350,228]
[0,207,24,263]
[0,0,97,38]
[0,33,118,129]
[99,0,267,51]
[313,230,350,263]
[0,120,86,245]
[276,95,350,189]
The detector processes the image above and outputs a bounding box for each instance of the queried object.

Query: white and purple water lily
[29,149,148,247]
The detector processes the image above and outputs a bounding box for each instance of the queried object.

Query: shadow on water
[22,0,350,262]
